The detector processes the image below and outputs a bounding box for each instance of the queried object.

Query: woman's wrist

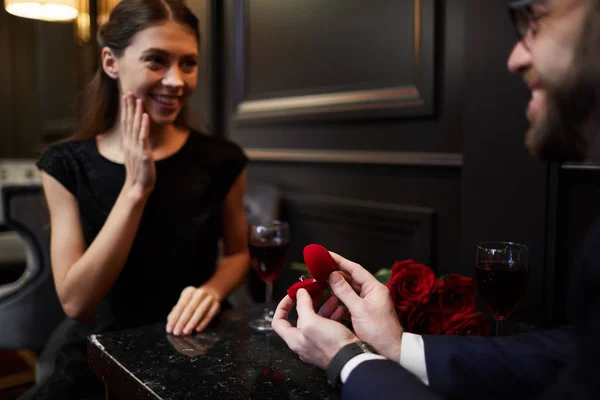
[121,182,152,205]
[201,282,225,303]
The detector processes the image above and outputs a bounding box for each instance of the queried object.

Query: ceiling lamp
[4,0,79,21]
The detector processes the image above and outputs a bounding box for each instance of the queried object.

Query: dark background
[2,0,598,328]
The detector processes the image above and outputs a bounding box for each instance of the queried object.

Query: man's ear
[101,47,119,79]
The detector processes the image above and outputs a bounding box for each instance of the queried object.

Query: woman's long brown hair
[73,0,200,141]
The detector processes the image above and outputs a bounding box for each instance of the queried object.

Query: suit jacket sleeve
[422,326,574,399]
[343,328,574,400]
[342,359,443,400]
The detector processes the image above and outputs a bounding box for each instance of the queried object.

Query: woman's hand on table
[166,285,222,335]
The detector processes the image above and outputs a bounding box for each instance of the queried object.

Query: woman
[23,0,250,398]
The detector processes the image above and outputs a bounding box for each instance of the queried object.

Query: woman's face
[104,21,199,126]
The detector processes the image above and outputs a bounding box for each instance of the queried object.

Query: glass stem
[495,319,504,337]
[264,281,274,321]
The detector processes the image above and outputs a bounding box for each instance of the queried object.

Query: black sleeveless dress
[25,131,248,399]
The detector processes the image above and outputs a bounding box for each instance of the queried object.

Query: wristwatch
[326,341,379,386]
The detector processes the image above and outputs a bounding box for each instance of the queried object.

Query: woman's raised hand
[121,93,156,194]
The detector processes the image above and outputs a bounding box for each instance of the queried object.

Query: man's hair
[545,0,600,163]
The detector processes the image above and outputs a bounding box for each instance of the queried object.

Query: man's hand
[272,289,359,369]
[327,252,404,362]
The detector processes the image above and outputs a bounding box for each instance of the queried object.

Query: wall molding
[562,162,600,171]
[231,0,436,123]
[246,148,463,168]
[286,194,435,266]
[236,87,424,121]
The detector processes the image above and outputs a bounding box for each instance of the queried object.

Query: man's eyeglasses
[508,0,547,43]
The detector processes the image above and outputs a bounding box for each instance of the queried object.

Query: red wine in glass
[476,242,529,336]
[249,241,290,283]
[475,261,529,319]
[248,221,290,332]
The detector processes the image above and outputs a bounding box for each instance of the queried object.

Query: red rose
[394,300,413,327]
[405,305,443,335]
[439,274,476,314]
[443,312,490,336]
[386,260,438,305]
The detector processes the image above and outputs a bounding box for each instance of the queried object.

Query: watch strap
[326,341,378,386]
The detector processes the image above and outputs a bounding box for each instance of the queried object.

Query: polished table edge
[87,335,162,400]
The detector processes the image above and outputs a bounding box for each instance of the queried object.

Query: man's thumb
[328,272,361,311]
[296,288,316,317]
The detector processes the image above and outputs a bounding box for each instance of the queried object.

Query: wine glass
[248,221,290,332]
[475,242,529,336]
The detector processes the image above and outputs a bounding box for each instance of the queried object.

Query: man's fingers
[317,295,340,318]
[330,251,380,288]
[272,296,303,347]
[330,305,349,322]
[328,271,363,314]
[338,271,362,294]
[295,289,317,320]
[273,295,295,323]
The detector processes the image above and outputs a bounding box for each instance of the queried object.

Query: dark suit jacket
[344,221,600,400]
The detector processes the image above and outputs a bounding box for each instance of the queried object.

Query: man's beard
[526,70,598,164]
[527,0,600,165]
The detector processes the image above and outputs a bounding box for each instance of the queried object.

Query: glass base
[249,317,274,332]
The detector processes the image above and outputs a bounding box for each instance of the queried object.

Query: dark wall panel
[0,11,40,157]
[225,0,463,154]
[234,0,435,122]
[188,0,216,133]
[553,166,600,325]
[35,21,85,143]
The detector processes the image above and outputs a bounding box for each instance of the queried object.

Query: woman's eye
[146,55,166,66]
[182,59,198,69]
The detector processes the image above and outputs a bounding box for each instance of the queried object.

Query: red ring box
[287,244,337,301]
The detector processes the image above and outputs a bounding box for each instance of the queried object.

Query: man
[272,0,600,399]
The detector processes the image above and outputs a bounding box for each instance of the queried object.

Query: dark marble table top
[87,307,340,400]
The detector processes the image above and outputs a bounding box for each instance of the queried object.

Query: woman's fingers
[184,296,212,335]
[140,113,150,150]
[167,287,195,333]
[173,291,206,335]
[132,98,142,142]
[194,301,220,333]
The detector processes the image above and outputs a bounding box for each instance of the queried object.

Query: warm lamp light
[4,0,79,21]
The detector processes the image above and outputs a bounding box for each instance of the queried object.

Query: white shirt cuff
[340,353,387,384]
[399,333,429,385]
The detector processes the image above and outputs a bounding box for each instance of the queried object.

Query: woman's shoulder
[39,138,95,162]
[37,139,97,194]
[188,131,248,163]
